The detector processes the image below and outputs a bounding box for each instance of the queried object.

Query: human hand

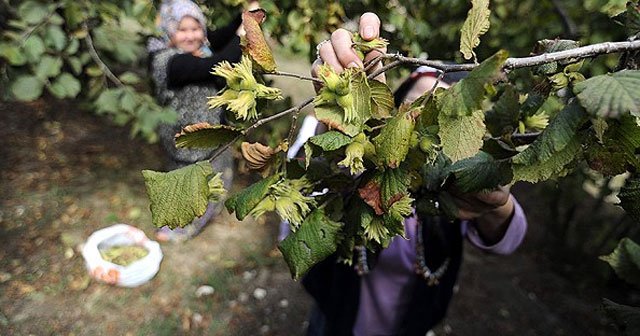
[247,0,260,11]
[312,12,386,83]
[448,186,515,245]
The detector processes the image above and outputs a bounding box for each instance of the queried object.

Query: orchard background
[1,0,640,335]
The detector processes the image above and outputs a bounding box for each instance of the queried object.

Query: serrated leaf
[23,36,45,63]
[308,131,352,151]
[438,50,508,117]
[10,76,43,101]
[512,136,582,182]
[142,162,213,229]
[600,238,640,286]
[225,174,280,220]
[241,9,276,72]
[374,105,416,168]
[380,168,411,210]
[370,79,394,119]
[619,176,640,224]
[446,151,513,193]
[511,103,587,182]
[602,298,640,336]
[574,70,640,118]
[513,102,588,165]
[350,70,372,124]
[315,104,362,137]
[278,209,342,280]
[486,85,520,137]
[175,123,242,149]
[590,115,640,173]
[459,0,491,60]
[439,109,486,162]
[364,216,391,246]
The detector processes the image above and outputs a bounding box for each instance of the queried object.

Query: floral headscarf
[147,0,212,56]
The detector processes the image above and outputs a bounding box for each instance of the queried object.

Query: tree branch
[208,96,315,163]
[504,40,640,69]
[82,22,125,88]
[264,71,322,84]
[373,40,640,75]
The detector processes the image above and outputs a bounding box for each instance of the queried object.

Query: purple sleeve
[462,196,527,254]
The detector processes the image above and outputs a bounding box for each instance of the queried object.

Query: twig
[208,96,315,163]
[19,3,63,45]
[82,22,125,87]
[264,71,322,84]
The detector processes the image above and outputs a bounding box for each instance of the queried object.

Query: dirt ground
[0,56,635,335]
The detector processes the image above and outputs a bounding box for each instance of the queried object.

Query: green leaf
[602,298,640,336]
[119,71,141,84]
[370,79,394,119]
[619,176,640,224]
[512,102,588,165]
[600,238,640,286]
[511,103,588,182]
[45,25,67,51]
[438,50,509,117]
[0,43,27,66]
[23,36,45,63]
[459,0,491,60]
[278,209,342,280]
[512,136,582,183]
[315,104,362,137]
[67,57,83,75]
[574,70,640,118]
[49,73,81,98]
[175,123,242,149]
[308,131,352,151]
[446,151,513,193]
[10,76,43,101]
[18,1,50,25]
[374,105,417,168]
[35,55,63,79]
[380,168,412,211]
[485,85,520,137]
[225,174,280,220]
[95,89,122,114]
[350,71,372,124]
[119,90,137,112]
[439,109,486,162]
[590,115,640,173]
[142,162,213,229]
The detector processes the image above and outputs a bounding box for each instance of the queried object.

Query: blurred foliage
[0,0,634,142]
[0,0,175,142]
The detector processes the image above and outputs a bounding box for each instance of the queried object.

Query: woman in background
[147,0,257,242]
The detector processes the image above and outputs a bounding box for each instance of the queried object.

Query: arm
[464,195,528,254]
[207,14,242,52]
[166,37,241,89]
